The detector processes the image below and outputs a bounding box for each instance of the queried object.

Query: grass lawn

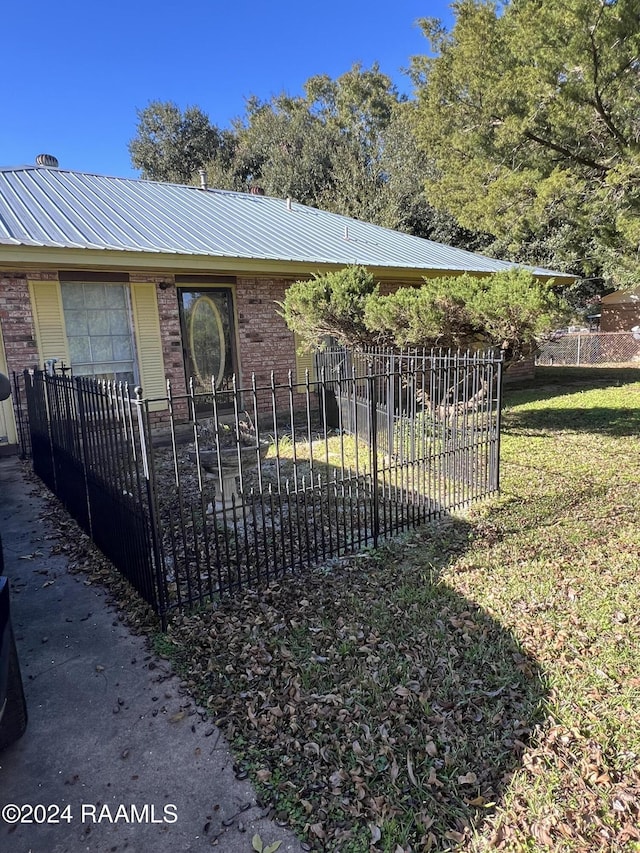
[156,367,640,851]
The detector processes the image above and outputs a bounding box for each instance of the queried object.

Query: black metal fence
[16,348,503,626]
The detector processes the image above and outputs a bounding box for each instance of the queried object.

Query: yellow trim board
[1,246,576,285]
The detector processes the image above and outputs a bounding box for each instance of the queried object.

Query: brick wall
[234,277,299,414]
[135,278,187,398]
[235,277,297,385]
[0,275,39,376]
[504,355,535,385]
[600,304,639,332]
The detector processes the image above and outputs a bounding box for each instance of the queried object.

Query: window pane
[68,336,91,363]
[88,312,110,336]
[91,336,115,362]
[83,284,107,309]
[64,309,88,336]
[105,287,126,308]
[109,310,129,335]
[61,287,85,310]
[112,336,133,361]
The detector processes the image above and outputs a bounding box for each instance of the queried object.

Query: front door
[178,288,237,409]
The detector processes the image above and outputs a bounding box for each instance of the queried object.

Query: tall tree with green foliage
[411,0,640,286]
[129,101,236,184]
[128,67,476,246]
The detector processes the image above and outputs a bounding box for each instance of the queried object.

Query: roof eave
[0,244,576,284]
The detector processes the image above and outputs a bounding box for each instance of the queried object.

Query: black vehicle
[0,571,27,750]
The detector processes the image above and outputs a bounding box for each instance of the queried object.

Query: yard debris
[21,371,640,850]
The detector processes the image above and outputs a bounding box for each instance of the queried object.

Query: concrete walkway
[0,457,304,853]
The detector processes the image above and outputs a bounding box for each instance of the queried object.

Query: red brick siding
[0,276,39,376]
[504,356,535,384]
[235,277,297,383]
[234,277,298,414]
[600,305,639,332]
[151,281,187,398]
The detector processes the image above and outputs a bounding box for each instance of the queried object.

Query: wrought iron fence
[536,331,640,366]
[17,349,503,627]
[20,371,163,612]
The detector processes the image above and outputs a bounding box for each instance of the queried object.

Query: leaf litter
[21,368,640,851]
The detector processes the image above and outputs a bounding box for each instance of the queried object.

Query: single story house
[0,159,573,450]
[600,287,640,332]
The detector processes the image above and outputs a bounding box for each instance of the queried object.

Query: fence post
[387,351,395,459]
[12,372,30,459]
[74,376,94,538]
[492,354,504,492]
[368,364,380,547]
[134,387,168,628]
[577,333,582,366]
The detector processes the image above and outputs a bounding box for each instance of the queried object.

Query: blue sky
[4,1,453,179]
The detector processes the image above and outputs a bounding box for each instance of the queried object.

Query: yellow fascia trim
[2,246,576,285]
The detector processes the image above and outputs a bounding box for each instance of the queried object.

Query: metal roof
[0,165,568,278]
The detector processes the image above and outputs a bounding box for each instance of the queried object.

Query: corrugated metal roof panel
[0,166,568,277]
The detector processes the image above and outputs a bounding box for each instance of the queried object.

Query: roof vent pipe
[198,169,208,190]
[36,154,59,168]
[286,197,292,211]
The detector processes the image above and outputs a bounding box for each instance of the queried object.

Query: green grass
[160,366,640,851]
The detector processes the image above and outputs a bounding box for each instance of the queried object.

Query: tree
[282,266,568,363]
[129,67,486,251]
[214,64,408,219]
[280,266,379,350]
[129,101,234,184]
[212,65,484,243]
[411,0,640,286]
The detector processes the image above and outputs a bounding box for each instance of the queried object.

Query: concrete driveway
[0,456,304,853]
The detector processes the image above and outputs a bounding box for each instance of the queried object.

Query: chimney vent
[198,169,208,190]
[250,186,265,196]
[35,154,59,168]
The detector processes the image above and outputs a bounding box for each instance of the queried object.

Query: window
[61,282,136,384]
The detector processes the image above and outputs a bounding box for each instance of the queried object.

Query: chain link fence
[536,332,640,367]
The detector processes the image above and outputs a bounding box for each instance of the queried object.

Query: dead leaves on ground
[168,537,545,850]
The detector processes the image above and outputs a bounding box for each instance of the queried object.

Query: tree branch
[522,129,610,175]
[588,28,629,149]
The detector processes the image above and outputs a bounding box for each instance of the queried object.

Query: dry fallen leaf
[458,771,478,785]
